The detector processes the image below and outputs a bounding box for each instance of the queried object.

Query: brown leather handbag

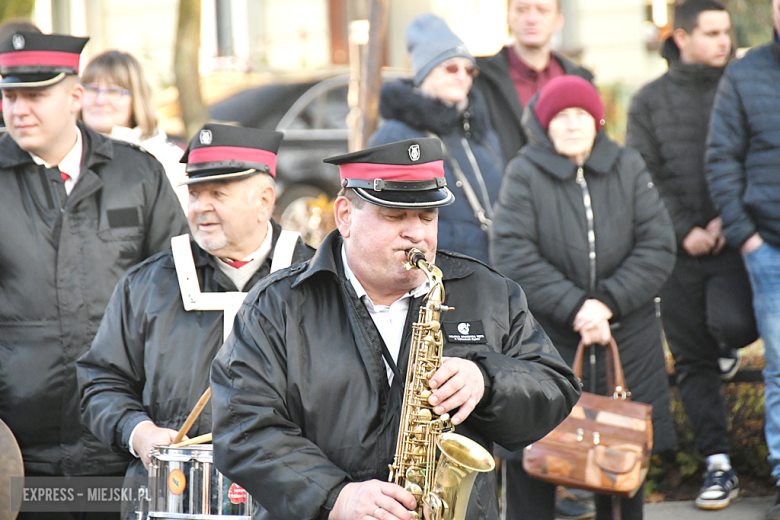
[522,339,653,498]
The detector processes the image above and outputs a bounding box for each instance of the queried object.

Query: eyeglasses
[442,62,479,78]
[82,84,132,102]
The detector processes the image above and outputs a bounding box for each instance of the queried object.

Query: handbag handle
[571,338,630,400]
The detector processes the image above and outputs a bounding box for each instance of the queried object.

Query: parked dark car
[210,70,410,238]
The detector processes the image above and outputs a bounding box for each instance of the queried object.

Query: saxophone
[388,249,495,520]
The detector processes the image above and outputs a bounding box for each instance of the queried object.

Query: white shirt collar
[30,126,83,194]
[214,221,274,291]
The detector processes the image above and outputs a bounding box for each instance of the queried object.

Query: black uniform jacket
[490,100,678,454]
[0,122,189,476]
[77,222,314,479]
[210,230,581,520]
[473,47,594,164]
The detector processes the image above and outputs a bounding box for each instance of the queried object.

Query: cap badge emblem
[199,129,213,145]
[408,144,421,162]
[12,34,24,50]
[458,322,470,335]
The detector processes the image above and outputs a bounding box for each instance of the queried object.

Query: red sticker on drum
[168,469,186,495]
[228,483,247,504]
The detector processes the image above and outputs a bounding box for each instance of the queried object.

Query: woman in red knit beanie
[490,74,677,520]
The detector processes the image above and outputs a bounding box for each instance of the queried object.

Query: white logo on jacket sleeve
[458,322,470,335]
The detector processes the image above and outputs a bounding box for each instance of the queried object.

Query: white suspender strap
[171,234,247,341]
[270,230,302,273]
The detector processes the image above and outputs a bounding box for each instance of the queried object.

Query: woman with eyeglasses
[81,50,187,212]
[368,13,504,264]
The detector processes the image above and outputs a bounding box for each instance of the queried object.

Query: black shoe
[766,488,780,520]
[556,487,595,520]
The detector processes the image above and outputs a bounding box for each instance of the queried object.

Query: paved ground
[644,496,774,520]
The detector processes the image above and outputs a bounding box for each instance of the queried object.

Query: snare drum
[148,444,253,519]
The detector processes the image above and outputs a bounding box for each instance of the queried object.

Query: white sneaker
[718,349,741,381]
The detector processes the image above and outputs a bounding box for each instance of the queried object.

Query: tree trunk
[174,0,208,140]
[354,0,387,150]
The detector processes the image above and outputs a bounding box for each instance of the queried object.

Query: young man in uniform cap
[210,137,580,520]
[472,0,593,163]
[77,123,314,519]
[0,29,188,502]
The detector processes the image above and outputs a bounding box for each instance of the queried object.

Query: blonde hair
[82,50,158,140]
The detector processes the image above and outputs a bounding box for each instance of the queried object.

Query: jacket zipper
[576,165,598,393]
[576,166,596,291]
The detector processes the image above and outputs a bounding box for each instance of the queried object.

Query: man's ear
[554,10,565,33]
[68,80,84,114]
[672,28,689,53]
[333,196,352,239]
[257,182,276,223]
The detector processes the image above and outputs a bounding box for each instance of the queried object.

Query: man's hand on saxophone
[329,481,416,520]
[428,357,485,425]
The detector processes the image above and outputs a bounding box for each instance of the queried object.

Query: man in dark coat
[77,124,314,519]
[210,137,581,520]
[626,0,756,511]
[706,1,780,517]
[0,29,188,503]
[472,0,593,164]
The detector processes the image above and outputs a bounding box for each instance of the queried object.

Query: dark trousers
[503,458,645,520]
[660,247,757,457]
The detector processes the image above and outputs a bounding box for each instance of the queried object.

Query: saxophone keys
[429,320,441,332]
[405,466,425,486]
[405,482,423,502]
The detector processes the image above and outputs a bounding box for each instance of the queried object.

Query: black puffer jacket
[626,37,725,249]
[0,123,189,476]
[473,47,593,164]
[369,80,504,264]
[706,36,780,249]
[211,230,581,520]
[490,100,678,455]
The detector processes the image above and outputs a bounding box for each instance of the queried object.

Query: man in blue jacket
[705,2,780,517]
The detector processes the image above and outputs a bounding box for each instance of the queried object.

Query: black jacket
[77,223,313,478]
[368,80,504,263]
[210,230,581,520]
[706,35,780,249]
[0,123,189,476]
[626,37,725,250]
[473,47,594,164]
[490,101,678,454]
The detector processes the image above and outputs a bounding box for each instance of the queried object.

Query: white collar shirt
[30,126,83,195]
[341,245,430,386]
[214,221,274,291]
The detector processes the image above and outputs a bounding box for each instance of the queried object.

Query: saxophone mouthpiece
[405,248,426,268]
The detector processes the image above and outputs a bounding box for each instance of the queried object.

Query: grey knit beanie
[406,14,474,86]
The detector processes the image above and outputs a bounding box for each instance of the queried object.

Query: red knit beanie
[534,76,605,132]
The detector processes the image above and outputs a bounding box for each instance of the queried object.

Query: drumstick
[172,387,211,444]
[170,433,212,448]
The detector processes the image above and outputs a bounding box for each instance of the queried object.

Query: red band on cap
[188,146,277,176]
[339,160,444,183]
[0,51,81,71]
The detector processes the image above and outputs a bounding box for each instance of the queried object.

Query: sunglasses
[442,62,479,78]
[82,84,132,102]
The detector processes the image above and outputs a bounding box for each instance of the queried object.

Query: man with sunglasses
[0,30,187,515]
[473,0,593,164]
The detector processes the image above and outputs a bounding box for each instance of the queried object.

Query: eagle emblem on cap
[408,144,421,162]
[199,129,213,145]
[12,34,24,50]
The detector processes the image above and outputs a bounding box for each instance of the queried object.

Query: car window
[287,85,349,131]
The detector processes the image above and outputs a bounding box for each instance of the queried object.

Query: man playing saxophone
[210,138,581,520]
